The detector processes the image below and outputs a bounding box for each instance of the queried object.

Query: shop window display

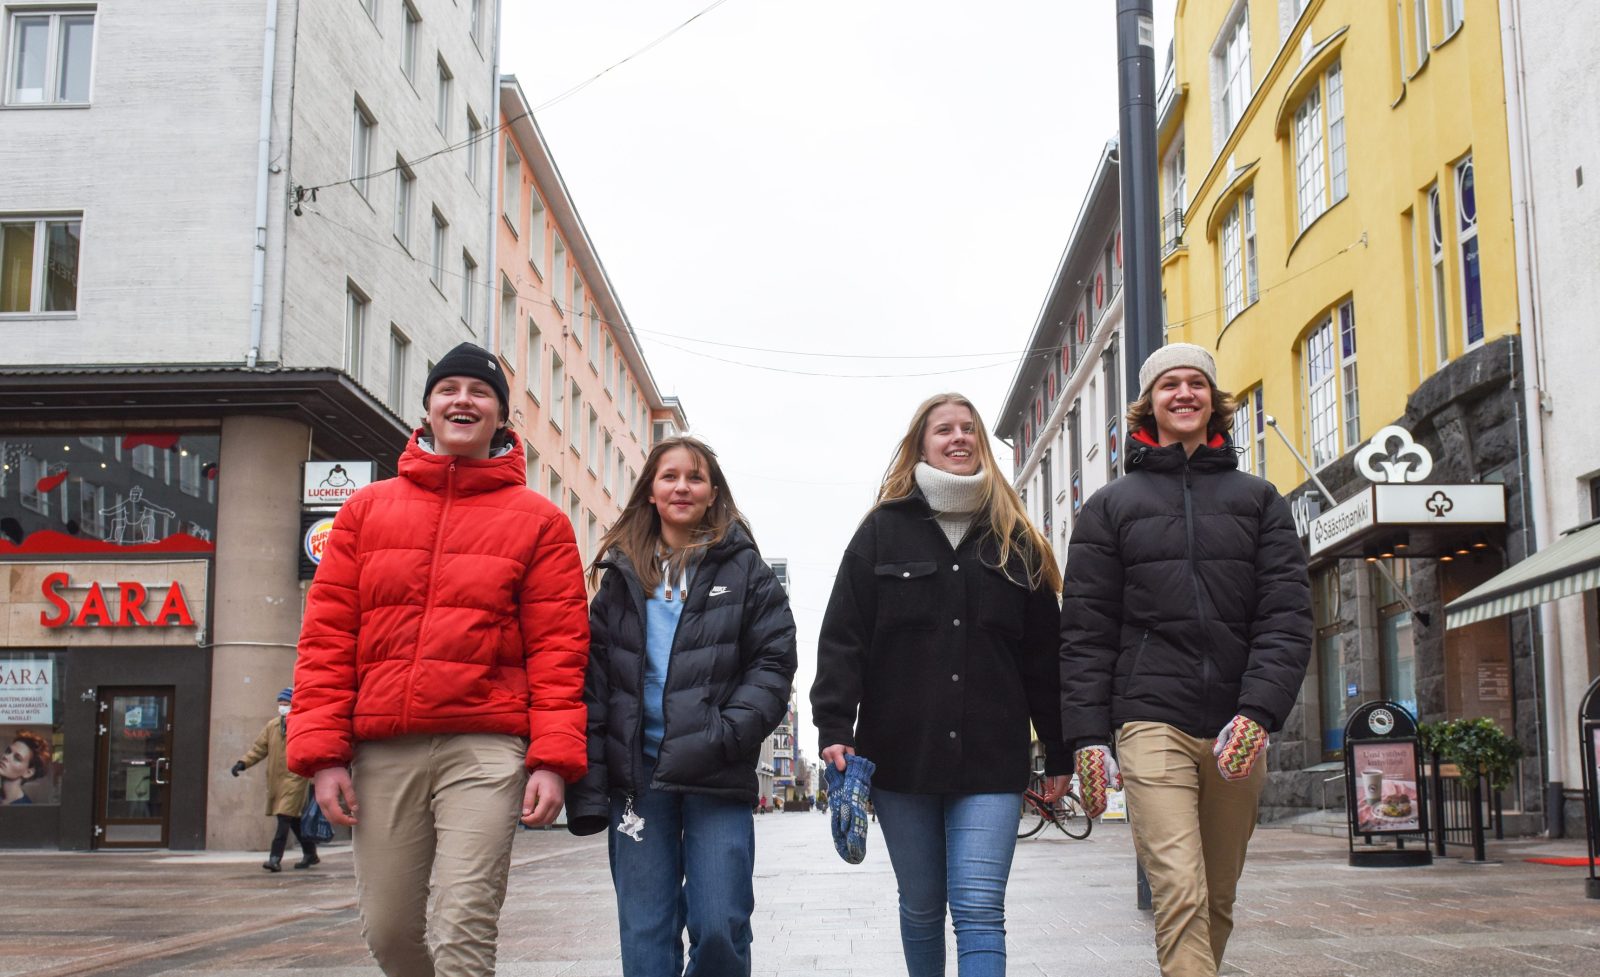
[0,432,219,554]
[0,651,64,807]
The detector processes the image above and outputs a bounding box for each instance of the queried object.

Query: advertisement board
[1350,740,1421,835]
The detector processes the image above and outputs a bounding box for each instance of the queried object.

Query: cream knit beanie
[1137,342,1218,396]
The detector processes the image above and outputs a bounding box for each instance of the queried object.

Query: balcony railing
[1160,208,1185,257]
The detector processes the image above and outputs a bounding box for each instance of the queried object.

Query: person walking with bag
[812,392,1067,977]
[1061,344,1311,977]
[232,687,317,872]
[288,343,590,977]
[566,435,797,977]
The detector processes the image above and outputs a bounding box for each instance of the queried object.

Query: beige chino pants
[1116,721,1266,977]
[351,734,528,977]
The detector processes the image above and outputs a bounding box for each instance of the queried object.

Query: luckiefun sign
[302,461,373,506]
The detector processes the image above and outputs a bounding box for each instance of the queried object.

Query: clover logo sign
[1354,425,1434,484]
[1425,490,1454,517]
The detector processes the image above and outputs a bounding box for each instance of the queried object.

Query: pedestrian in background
[567,435,797,977]
[231,687,316,872]
[1060,344,1311,977]
[288,343,590,977]
[812,392,1067,977]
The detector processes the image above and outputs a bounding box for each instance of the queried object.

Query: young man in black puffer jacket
[1061,344,1311,977]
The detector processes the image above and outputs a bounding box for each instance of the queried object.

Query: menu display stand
[1344,700,1432,868]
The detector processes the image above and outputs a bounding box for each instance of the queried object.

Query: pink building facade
[494,78,687,569]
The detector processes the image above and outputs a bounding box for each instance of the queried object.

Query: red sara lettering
[39,572,195,629]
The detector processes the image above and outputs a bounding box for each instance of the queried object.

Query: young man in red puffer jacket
[288,342,589,977]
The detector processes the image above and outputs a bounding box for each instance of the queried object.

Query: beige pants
[1117,721,1266,977]
[351,734,527,977]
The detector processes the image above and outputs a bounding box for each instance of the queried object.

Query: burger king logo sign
[304,516,336,566]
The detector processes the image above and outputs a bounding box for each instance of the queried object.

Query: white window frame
[1327,62,1347,203]
[360,0,378,24]
[569,381,583,451]
[393,157,414,249]
[1221,202,1244,321]
[1243,189,1259,305]
[498,274,515,362]
[503,137,521,225]
[1455,155,1483,349]
[345,282,369,380]
[1412,0,1429,68]
[460,251,477,329]
[552,240,568,315]
[1442,0,1463,35]
[465,109,481,186]
[588,307,600,369]
[4,8,95,106]
[387,325,410,415]
[526,446,540,491]
[586,406,599,474]
[430,208,447,292]
[1293,84,1326,231]
[604,333,615,395]
[550,353,565,429]
[602,429,614,494]
[525,316,541,399]
[351,98,375,199]
[469,0,483,49]
[1427,183,1448,364]
[1215,3,1252,135]
[0,214,81,315]
[400,1,419,82]
[527,193,546,277]
[1338,299,1359,447]
[1303,316,1340,469]
[436,56,453,135]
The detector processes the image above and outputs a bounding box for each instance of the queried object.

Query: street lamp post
[1117,0,1166,407]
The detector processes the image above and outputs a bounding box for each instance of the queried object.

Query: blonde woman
[812,393,1066,977]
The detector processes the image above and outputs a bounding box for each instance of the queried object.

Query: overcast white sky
[501,0,1177,758]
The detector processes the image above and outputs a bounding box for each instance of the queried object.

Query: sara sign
[38,572,196,628]
[0,659,52,723]
[302,461,373,506]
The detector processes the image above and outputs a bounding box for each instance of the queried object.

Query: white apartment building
[0,0,499,851]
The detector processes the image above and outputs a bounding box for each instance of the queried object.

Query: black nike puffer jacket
[1060,429,1312,748]
[567,523,797,836]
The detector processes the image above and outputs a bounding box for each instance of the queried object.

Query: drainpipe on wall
[1499,0,1566,836]
[482,0,504,353]
[247,0,281,369]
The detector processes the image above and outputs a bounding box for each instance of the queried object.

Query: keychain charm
[618,796,646,842]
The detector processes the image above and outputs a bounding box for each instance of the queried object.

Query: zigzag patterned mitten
[1074,745,1121,819]
[1213,715,1268,781]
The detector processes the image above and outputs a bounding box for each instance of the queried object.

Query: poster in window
[1592,728,1600,826]
[0,724,60,807]
[1351,740,1420,834]
[0,659,52,724]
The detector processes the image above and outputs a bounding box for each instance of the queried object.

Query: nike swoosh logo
[709,586,730,597]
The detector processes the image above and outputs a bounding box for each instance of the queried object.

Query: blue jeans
[873,789,1023,977]
[607,780,756,977]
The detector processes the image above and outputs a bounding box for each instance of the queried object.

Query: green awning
[1445,521,1600,628]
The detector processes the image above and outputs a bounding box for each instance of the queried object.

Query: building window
[1412,0,1429,68]
[466,109,482,186]
[604,334,616,394]
[351,98,375,198]
[569,381,582,448]
[387,326,409,414]
[460,251,477,329]
[1339,300,1360,447]
[567,490,580,541]
[470,0,484,47]
[1293,91,1325,232]
[587,511,599,565]
[1216,3,1251,135]
[586,407,599,473]
[602,430,614,494]
[503,137,521,222]
[588,308,600,366]
[1442,0,1464,35]
[436,57,452,135]
[1427,183,1448,363]
[1376,559,1417,718]
[393,158,414,249]
[548,469,561,506]
[400,2,420,82]
[499,275,516,361]
[345,282,368,380]
[1067,402,1082,516]
[552,240,568,315]
[359,0,378,22]
[550,353,565,428]
[430,209,447,290]
[1232,385,1265,477]
[1455,155,1483,347]
[1103,339,1121,480]
[526,446,540,489]
[528,193,546,276]
[0,215,80,313]
[525,317,541,399]
[5,9,94,106]
[1313,566,1345,759]
[1327,62,1347,201]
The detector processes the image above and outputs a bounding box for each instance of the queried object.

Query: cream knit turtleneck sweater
[914,462,985,548]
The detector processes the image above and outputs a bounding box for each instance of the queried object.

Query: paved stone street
[8,813,1600,977]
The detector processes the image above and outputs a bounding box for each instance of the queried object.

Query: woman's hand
[313,766,359,826]
[521,769,565,826]
[1039,774,1072,803]
[821,743,855,772]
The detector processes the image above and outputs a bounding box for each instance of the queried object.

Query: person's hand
[521,769,565,826]
[1075,745,1121,819]
[821,743,855,772]
[229,761,245,777]
[313,766,359,826]
[1039,774,1072,803]
[1213,715,1268,782]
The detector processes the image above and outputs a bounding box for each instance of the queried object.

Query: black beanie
[423,342,509,413]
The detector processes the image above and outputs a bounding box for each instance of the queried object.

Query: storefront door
[93,688,174,848]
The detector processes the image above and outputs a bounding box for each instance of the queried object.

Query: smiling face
[1150,368,1215,446]
[0,739,36,784]
[920,403,980,476]
[650,446,717,547]
[424,375,504,459]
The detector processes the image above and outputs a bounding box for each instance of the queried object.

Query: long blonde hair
[876,393,1062,593]
[590,435,752,592]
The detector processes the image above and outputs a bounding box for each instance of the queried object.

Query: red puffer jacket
[287,431,589,782]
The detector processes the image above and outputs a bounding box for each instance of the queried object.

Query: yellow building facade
[1158,0,1549,824]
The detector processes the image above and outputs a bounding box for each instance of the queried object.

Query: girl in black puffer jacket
[1061,344,1311,977]
[568,436,796,977]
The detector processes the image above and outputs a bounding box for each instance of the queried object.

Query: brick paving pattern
[7,813,1600,976]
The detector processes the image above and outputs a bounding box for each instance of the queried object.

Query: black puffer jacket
[811,490,1067,794]
[567,523,797,836]
[1060,429,1311,747]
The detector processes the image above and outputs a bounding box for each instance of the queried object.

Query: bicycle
[1018,777,1092,840]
